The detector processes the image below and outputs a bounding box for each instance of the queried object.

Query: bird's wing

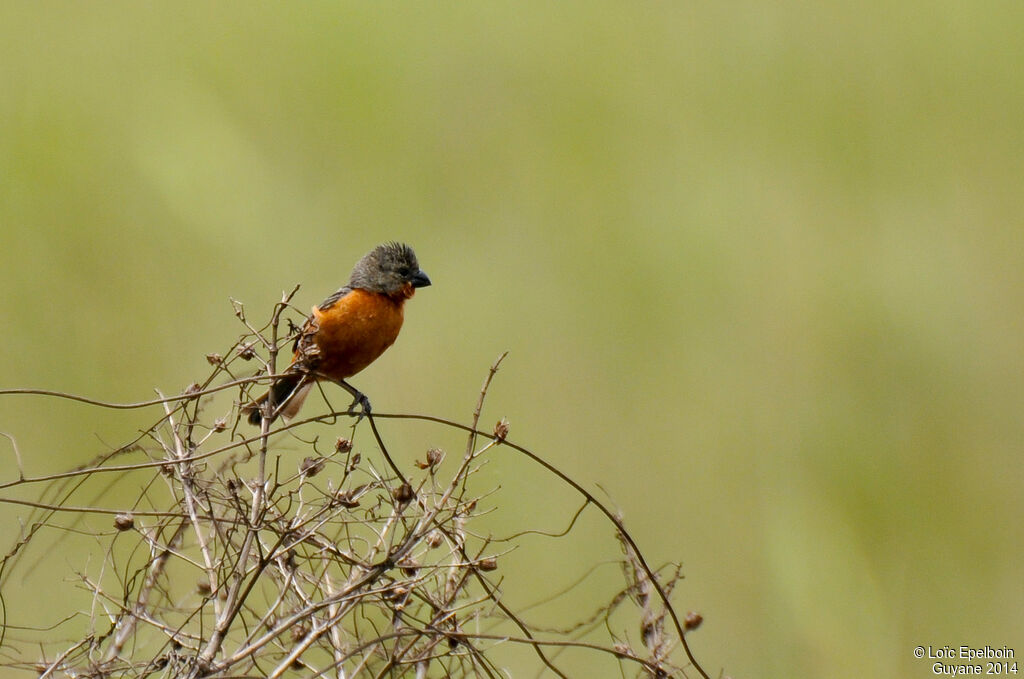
[317,285,353,312]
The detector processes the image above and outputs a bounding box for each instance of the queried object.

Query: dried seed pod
[113,514,134,531]
[476,557,498,572]
[392,483,415,505]
[386,585,410,602]
[641,620,656,647]
[493,417,510,441]
[238,344,255,360]
[335,437,353,453]
[333,489,360,509]
[300,456,325,477]
[414,448,444,469]
[205,353,223,366]
[684,611,703,631]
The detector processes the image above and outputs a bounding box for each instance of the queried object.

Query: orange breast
[309,289,406,380]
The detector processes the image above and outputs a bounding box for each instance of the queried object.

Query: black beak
[411,270,431,288]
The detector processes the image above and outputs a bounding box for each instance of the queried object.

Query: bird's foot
[346,391,372,421]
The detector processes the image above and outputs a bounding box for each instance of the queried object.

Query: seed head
[493,417,510,441]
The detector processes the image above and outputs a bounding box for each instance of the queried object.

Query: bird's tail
[245,373,313,425]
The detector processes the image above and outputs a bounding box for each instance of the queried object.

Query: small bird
[246,242,430,425]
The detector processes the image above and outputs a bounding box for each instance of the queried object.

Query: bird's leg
[337,379,372,420]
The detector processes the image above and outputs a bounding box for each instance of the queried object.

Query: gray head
[349,242,431,298]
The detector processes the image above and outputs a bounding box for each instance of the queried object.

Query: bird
[245,242,430,425]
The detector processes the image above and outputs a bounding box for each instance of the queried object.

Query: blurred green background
[2,2,1023,677]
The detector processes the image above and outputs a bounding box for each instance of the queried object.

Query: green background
[2,3,1022,677]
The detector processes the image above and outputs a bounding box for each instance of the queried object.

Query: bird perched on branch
[246,242,430,425]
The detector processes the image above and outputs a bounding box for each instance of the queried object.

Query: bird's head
[349,242,431,299]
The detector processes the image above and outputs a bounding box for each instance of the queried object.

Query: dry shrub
[0,289,711,678]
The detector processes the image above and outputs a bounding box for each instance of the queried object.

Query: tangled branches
[0,289,710,678]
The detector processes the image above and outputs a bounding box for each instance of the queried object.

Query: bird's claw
[346,392,372,421]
